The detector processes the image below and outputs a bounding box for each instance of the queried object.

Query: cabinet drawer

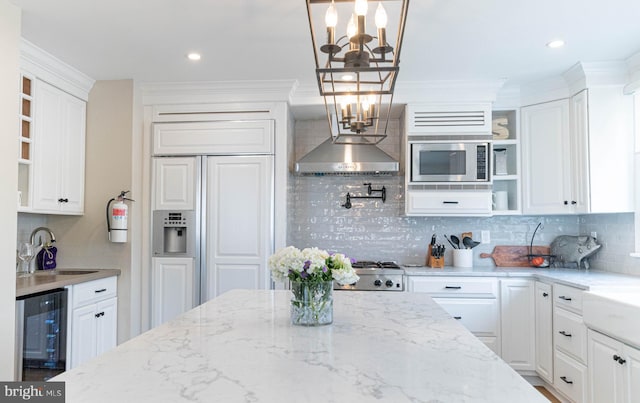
[406,191,491,216]
[433,298,499,336]
[72,277,117,308]
[554,307,587,364]
[408,277,498,298]
[553,283,583,314]
[554,350,587,403]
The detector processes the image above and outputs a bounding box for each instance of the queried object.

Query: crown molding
[519,76,570,106]
[624,50,640,94]
[393,79,506,103]
[20,38,95,101]
[563,61,629,95]
[139,80,297,105]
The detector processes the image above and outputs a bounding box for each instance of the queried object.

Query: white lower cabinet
[406,276,500,354]
[553,283,588,403]
[588,329,640,403]
[555,349,588,403]
[152,257,196,327]
[500,279,535,371]
[535,281,554,383]
[69,276,118,369]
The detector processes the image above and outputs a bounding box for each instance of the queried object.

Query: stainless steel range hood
[294,139,399,176]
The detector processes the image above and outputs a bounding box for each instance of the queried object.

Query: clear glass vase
[290,280,333,326]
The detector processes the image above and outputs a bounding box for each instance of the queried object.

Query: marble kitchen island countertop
[52,289,547,403]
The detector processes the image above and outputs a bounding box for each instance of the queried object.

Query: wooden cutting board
[479,245,550,267]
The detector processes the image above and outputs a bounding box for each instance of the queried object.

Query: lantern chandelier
[305,0,409,144]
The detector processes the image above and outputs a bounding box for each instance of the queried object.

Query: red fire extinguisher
[106,190,134,243]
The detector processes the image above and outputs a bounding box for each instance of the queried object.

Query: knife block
[426,245,444,268]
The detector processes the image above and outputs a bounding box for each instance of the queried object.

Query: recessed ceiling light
[187,53,201,61]
[546,40,565,49]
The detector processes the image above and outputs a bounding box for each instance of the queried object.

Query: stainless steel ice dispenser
[152,210,196,257]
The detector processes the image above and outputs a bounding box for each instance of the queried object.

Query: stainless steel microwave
[410,141,491,183]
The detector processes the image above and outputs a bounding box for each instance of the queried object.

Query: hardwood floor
[534,386,561,403]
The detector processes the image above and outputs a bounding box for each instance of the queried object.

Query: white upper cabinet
[574,87,634,213]
[152,120,274,156]
[18,39,94,215]
[521,99,573,215]
[31,79,87,214]
[153,157,197,211]
[521,63,634,215]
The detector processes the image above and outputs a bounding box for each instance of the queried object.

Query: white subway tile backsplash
[289,119,639,276]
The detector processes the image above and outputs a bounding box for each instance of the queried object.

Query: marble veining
[53,290,546,403]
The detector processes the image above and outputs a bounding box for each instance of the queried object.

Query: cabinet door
[31,79,86,214]
[152,257,196,327]
[501,279,535,371]
[32,79,64,212]
[521,99,571,215]
[205,155,273,300]
[70,304,97,369]
[58,94,86,213]
[535,281,553,383]
[95,298,117,356]
[588,330,624,403]
[568,90,590,214]
[624,343,640,403]
[153,157,197,210]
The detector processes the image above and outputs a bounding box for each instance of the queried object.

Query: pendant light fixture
[305,0,409,144]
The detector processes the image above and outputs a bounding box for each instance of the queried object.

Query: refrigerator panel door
[204,155,274,301]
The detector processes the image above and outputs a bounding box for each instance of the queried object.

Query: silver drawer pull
[94,288,107,293]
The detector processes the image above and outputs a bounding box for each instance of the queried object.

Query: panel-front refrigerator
[151,155,274,327]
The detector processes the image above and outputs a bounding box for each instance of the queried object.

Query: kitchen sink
[583,289,640,348]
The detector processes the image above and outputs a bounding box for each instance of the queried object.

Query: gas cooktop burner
[352,261,401,269]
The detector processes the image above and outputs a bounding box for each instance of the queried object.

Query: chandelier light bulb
[375,3,387,28]
[347,14,357,38]
[354,0,368,16]
[325,0,338,28]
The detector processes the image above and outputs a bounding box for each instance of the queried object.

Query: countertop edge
[16,269,122,298]
[402,266,640,290]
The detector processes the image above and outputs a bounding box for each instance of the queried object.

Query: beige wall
[0,0,20,381]
[48,80,134,342]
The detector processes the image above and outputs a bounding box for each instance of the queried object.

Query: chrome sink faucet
[30,227,56,248]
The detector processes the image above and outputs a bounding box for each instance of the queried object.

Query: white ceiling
[11,0,640,90]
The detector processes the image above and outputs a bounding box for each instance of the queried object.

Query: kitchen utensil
[444,235,457,249]
[450,235,461,249]
[480,245,551,267]
[462,236,481,249]
[431,234,436,246]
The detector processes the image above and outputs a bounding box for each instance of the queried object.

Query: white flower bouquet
[268,246,359,285]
